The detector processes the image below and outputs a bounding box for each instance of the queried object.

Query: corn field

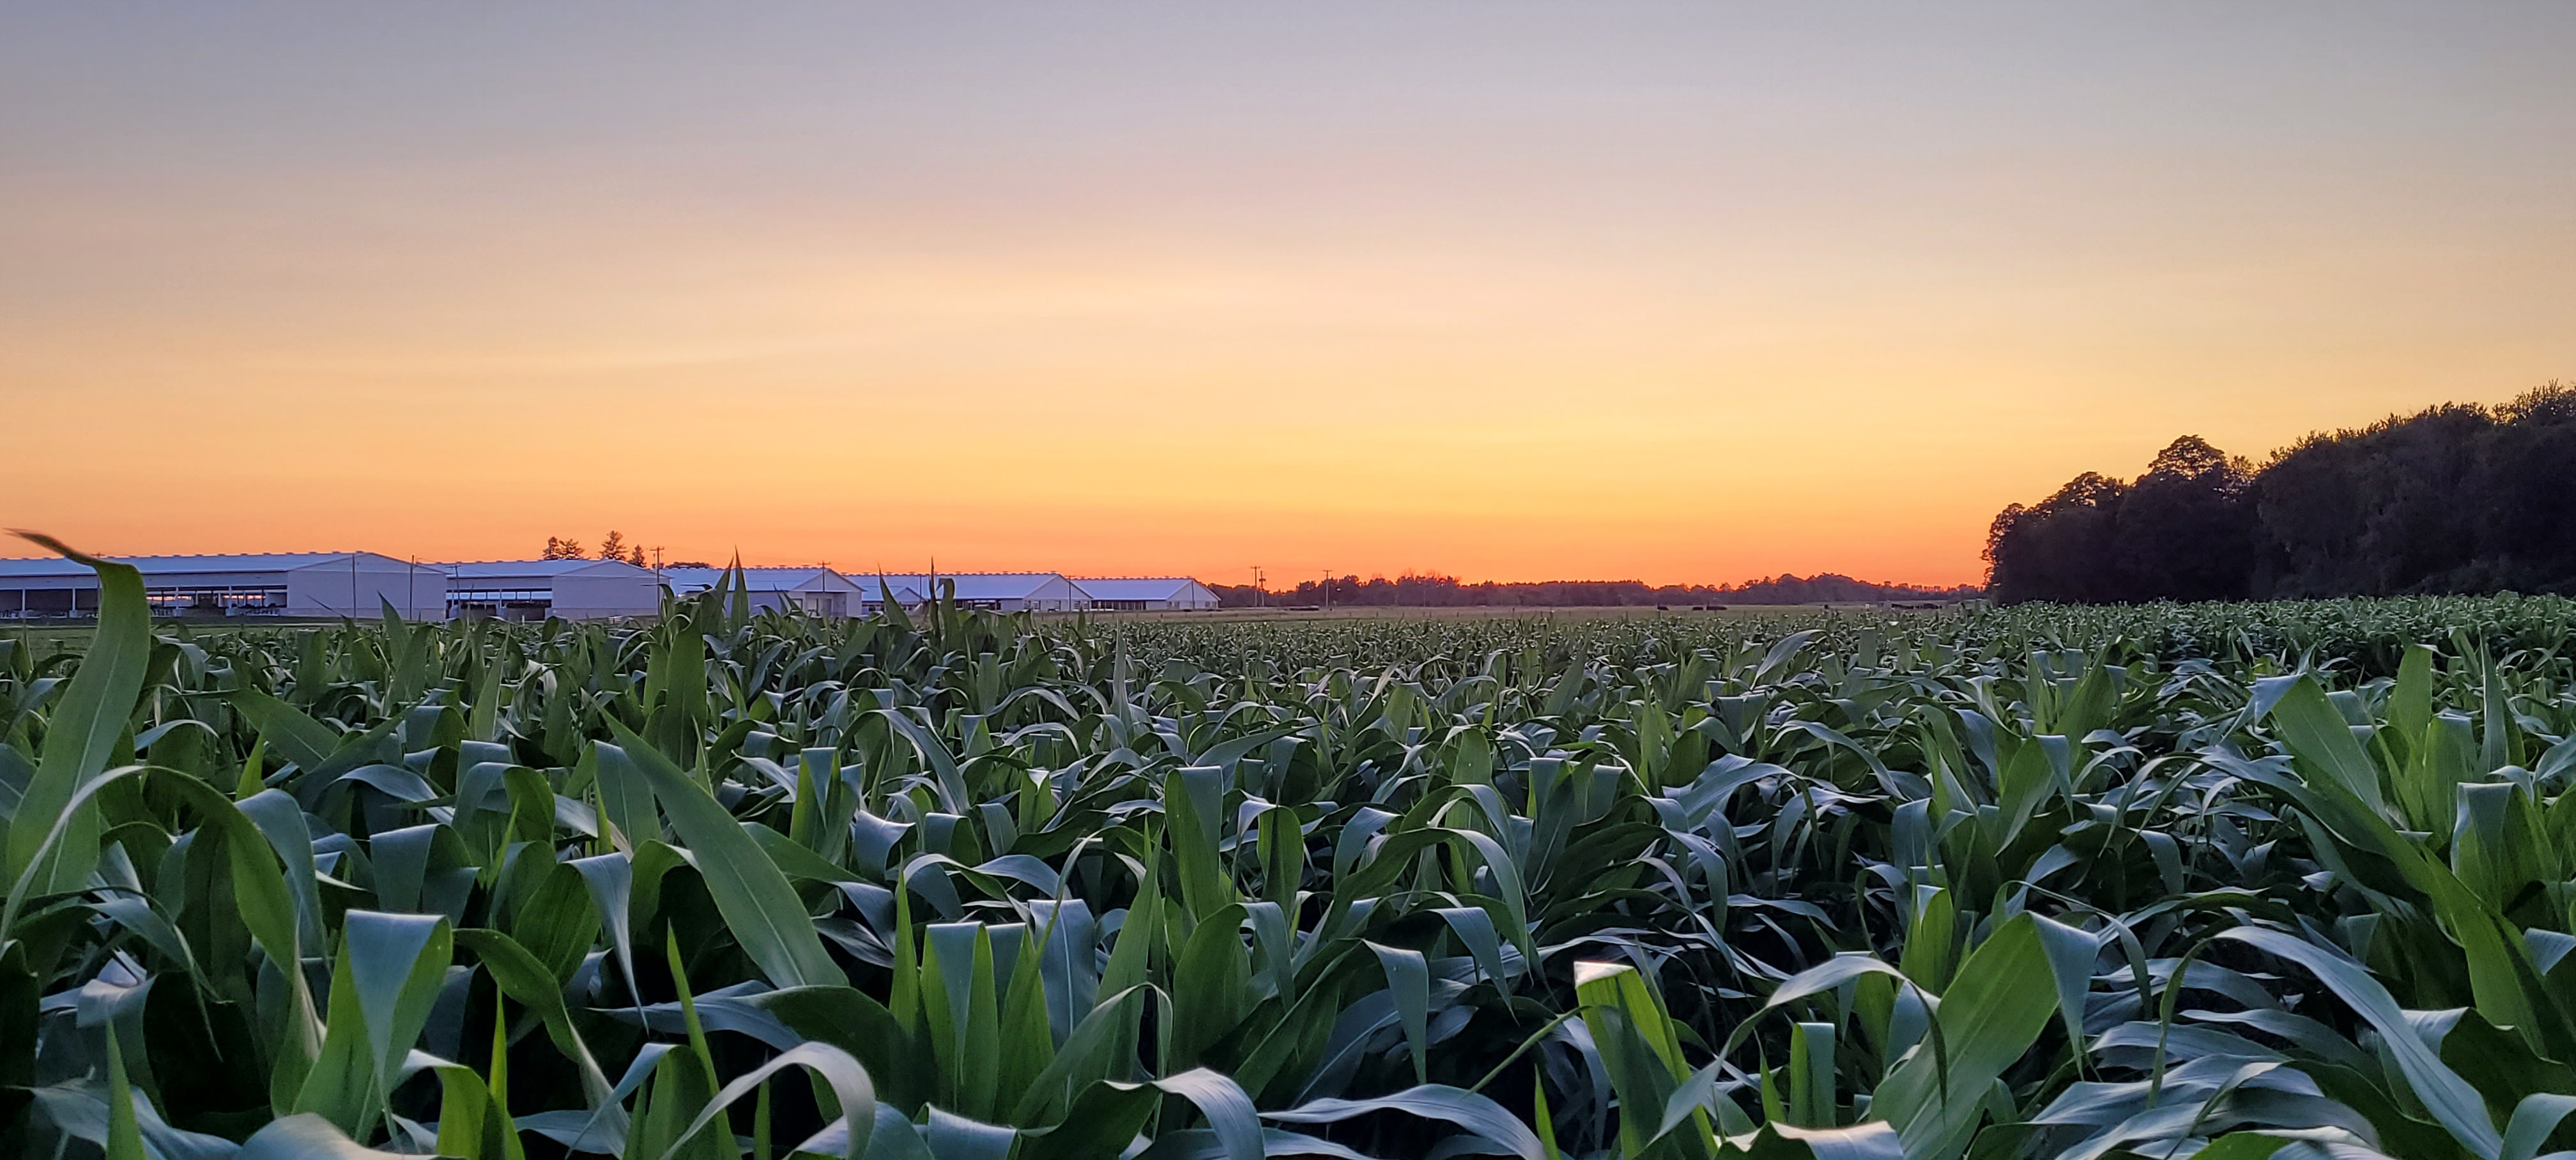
[5,542,2576,1160]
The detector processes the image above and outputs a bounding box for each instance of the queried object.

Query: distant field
[8,602,1954,652]
[1082,601,1949,623]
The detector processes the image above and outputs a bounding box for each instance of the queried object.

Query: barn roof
[871,573,1078,601]
[661,565,860,594]
[0,552,425,578]
[438,559,656,579]
[1071,577,1213,601]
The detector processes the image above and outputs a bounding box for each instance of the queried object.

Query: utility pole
[1321,569,1330,613]
[1251,565,1264,608]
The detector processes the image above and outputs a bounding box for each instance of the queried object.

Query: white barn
[440,560,662,621]
[854,579,927,615]
[875,573,1089,613]
[0,553,447,619]
[661,566,891,618]
[1073,577,1222,611]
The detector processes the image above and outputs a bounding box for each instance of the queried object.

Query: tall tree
[2112,436,2256,602]
[1990,383,2576,603]
[1985,471,2131,603]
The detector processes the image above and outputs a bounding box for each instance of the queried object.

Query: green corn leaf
[222,687,346,781]
[996,914,1058,1111]
[235,1113,409,1159]
[1170,903,1254,1069]
[1577,959,1703,1157]
[2218,926,2503,1159]
[1165,765,1236,921]
[1367,940,1432,1087]
[2388,643,2435,762]
[2263,676,2388,814]
[2501,1093,2576,1160]
[341,911,452,1114]
[1874,914,2059,1160]
[1789,1021,1835,1129]
[657,1042,875,1160]
[605,724,841,989]
[1018,1079,1160,1160]
[1149,1069,1264,1160]
[103,1032,144,1160]
[456,927,618,1112]
[6,533,150,898]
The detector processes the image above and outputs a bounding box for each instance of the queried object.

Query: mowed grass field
[4,568,2575,1159]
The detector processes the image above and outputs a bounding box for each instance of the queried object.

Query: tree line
[537,530,706,569]
[1986,382,2576,603]
[1210,572,1979,609]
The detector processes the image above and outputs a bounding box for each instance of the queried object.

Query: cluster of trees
[541,530,649,566]
[1986,383,2576,603]
[1209,572,1978,609]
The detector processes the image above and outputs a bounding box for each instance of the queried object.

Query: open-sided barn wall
[875,574,1091,612]
[1071,577,1222,611]
[441,560,661,620]
[1,553,445,618]
[0,573,98,617]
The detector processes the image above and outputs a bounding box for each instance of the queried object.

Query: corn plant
[3,534,2573,1159]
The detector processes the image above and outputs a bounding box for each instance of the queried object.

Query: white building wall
[1022,575,1089,612]
[284,560,447,618]
[1068,578,1222,611]
[550,572,663,619]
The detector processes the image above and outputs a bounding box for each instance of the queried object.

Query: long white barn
[440,560,663,621]
[0,553,448,619]
[661,565,897,618]
[1073,577,1222,611]
[872,573,1089,613]
[664,565,828,616]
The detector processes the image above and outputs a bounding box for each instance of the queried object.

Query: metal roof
[0,551,428,579]
[661,565,861,593]
[1071,577,1215,601]
[868,573,1078,601]
[436,559,657,579]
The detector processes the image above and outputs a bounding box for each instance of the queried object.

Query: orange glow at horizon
[4,6,2571,588]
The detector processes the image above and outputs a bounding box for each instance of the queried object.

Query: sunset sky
[5,4,2571,587]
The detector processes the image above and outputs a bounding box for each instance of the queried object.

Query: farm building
[0,552,447,619]
[876,573,1090,613]
[439,560,662,621]
[661,566,898,618]
[852,579,927,614]
[1073,577,1222,611]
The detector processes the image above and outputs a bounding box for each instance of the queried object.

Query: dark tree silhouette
[2113,437,2256,602]
[1985,471,2132,604]
[1988,383,2576,603]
